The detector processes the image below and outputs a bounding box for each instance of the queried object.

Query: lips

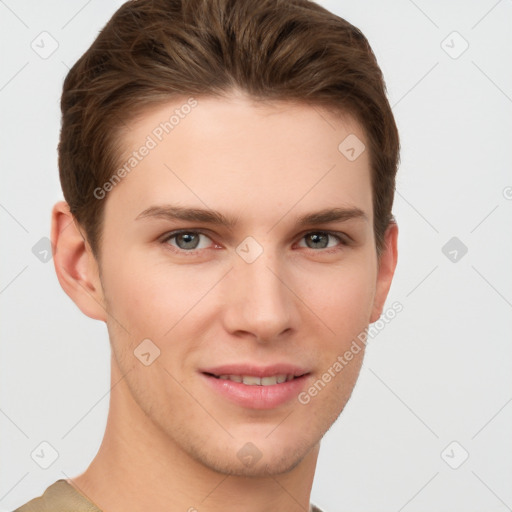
[214,374,295,385]
[199,363,310,409]
[201,363,308,378]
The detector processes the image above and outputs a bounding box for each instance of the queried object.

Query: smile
[209,374,299,385]
[200,365,311,409]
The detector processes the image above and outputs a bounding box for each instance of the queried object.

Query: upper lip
[200,363,309,378]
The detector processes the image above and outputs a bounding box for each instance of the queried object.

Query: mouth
[204,373,304,386]
[199,364,310,409]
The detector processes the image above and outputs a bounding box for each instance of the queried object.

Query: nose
[221,250,299,343]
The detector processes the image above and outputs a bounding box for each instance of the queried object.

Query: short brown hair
[59,0,399,259]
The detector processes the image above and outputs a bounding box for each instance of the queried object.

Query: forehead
[104,94,373,227]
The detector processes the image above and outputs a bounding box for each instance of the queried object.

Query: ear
[370,222,398,323]
[51,201,107,322]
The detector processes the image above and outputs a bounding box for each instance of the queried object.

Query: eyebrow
[135,204,367,229]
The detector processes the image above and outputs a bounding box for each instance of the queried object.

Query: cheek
[101,252,217,340]
[297,259,377,339]
[101,254,166,338]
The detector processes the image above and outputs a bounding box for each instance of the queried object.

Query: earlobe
[370,222,398,323]
[51,201,107,322]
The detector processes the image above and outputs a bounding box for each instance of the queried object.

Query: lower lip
[201,373,309,410]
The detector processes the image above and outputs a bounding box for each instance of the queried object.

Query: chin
[186,431,319,477]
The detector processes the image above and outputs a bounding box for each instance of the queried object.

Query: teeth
[243,376,261,385]
[216,374,293,385]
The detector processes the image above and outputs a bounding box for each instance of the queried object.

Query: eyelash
[160,229,349,255]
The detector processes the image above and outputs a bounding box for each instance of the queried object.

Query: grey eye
[175,232,200,249]
[304,232,330,249]
[166,232,213,251]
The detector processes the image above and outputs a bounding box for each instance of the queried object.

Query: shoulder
[12,480,102,512]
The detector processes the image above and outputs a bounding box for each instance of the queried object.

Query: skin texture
[52,91,398,512]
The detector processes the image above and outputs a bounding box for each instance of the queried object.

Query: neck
[68,356,319,512]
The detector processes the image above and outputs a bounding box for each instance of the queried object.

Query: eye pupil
[306,232,329,249]
[176,232,199,249]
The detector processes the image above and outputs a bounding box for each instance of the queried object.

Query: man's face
[94,93,392,476]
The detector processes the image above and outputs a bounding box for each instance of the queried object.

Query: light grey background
[1,1,511,511]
